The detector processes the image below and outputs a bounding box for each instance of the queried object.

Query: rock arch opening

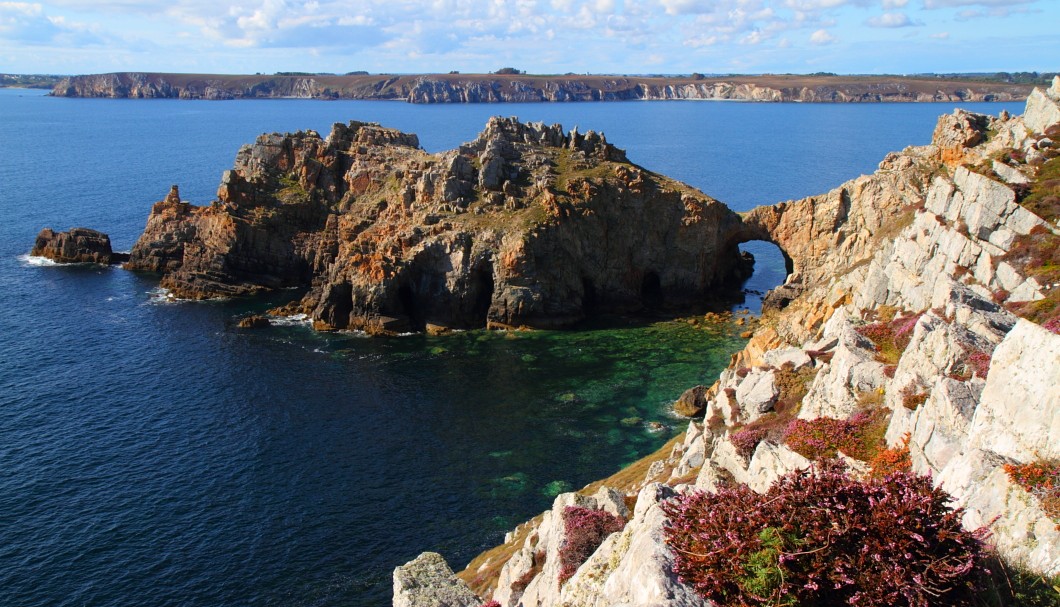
[736,240,793,312]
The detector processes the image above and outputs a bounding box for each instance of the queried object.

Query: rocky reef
[30,227,127,264]
[400,78,1060,606]
[125,117,754,333]
[51,72,1032,104]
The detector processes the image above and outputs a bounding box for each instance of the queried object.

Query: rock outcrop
[409,80,1060,607]
[126,117,753,332]
[30,227,127,264]
[393,552,480,607]
[50,72,1034,104]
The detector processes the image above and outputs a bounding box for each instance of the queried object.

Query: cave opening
[471,267,495,327]
[640,271,663,308]
[582,277,598,315]
[397,283,426,332]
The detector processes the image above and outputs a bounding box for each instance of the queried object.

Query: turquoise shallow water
[0,89,1023,606]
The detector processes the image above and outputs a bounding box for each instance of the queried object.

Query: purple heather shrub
[730,426,769,458]
[661,460,990,607]
[1044,316,1060,335]
[968,351,992,378]
[558,506,626,585]
[782,409,886,461]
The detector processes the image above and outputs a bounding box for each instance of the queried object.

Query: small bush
[510,550,545,594]
[558,506,626,585]
[1044,317,1060,335]
[870,433,913,478]
[783,408,890,461]
[1003,460,1060,526]
[902,385,930,410]
[730,426,769,458]
[857,312,923,364]
[969,351,992,378]
[479,601,501,607]
[662,461,991,606]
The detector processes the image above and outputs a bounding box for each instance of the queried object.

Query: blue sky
[1,0,1057,75]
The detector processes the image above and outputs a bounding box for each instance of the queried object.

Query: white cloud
[922,0,1033,7]
[809,28,835,44]
[930,31,950,38]
[865,12,916,27]
[882,0,907,7]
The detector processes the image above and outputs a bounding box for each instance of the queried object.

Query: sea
[0,88,1023,607]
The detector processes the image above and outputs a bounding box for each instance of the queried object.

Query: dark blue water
[0,89,1022,607]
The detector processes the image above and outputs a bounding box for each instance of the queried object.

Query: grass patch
[458,513,546,597]
[976,558,1060,607]
[1002,225,1060,326]
[1020,155,1060,224]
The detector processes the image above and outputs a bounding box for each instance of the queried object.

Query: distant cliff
[50,72,1033,103]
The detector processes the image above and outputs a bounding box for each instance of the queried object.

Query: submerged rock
[237,315,271,329]
[31,227,126,264]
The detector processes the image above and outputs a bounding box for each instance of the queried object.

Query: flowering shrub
[1003,460,1060,525]
[661,461,990,606]
[856,312,923,364]
[783,408,889,461]
[558,506,626,585]
[1044,316,1060,335]
[869,433,913,478]
[479,601,501,607]
[730,426,769,458]
[968,351,992,378]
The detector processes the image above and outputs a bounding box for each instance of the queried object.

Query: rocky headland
[50,72,1033,104]
[391,79,1060,606]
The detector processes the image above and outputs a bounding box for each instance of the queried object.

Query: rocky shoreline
[31,76,1060,607]
[50,72,1033,104]
[395,79,1060,606]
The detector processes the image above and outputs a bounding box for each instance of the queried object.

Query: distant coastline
[46,72,1037,104]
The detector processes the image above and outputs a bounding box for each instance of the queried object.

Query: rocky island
[122,117,758,333]
[50,72,1034,104]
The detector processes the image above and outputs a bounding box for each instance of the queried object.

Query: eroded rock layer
[127,118,753,332]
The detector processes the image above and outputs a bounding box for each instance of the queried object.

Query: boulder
[969,319,1060,461]
[734,368,779,416]
[673,385,707,417]
[31,227,123,264]
[393,552,480,607]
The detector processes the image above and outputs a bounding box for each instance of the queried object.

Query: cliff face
[51,72,1032,104]
[419,78,1060,607]
[127,118,752,332]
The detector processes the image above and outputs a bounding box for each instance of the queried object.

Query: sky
[0,0,1057,76]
